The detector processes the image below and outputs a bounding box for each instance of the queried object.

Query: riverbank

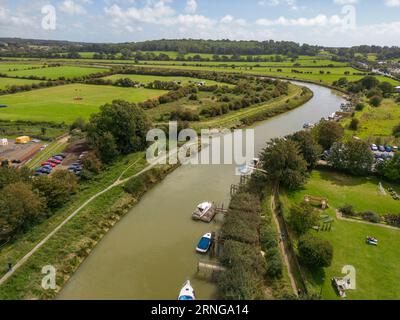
[57,81,345,300]
[0,152,177,299]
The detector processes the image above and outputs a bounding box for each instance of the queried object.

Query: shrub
[339,204,355,216]
[360,211,380,223]
[369,95,383,107]
[349,118,359,131]
[355,103,365,111]
[265,248,283,279]
[298,234,333,269]
[384,214,400,227]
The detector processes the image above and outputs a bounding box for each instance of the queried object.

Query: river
[58,81,345,300]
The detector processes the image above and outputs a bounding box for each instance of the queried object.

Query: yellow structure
[15,136,30,144]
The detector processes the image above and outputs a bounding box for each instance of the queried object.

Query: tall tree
[289,131,322,169]
[315,121,344,150]
[261,138,309,190]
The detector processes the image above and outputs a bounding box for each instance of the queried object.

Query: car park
[378,145,385,152]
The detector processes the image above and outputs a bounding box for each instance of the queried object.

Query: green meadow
[101,73,230,86]
[343,98,400,145]
[0,77,42,90]
[0,63,45,73]
[281,170,400,300]
[135,64,400,86]
[5,65,110,80]
[0,84,166,123]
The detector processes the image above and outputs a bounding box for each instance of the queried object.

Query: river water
[58,82,344,300]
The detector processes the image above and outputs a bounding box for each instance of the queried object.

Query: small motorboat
[192,202,213,220]
[178,280,196,300]
[366,236,378,246]
[196,233,212,254]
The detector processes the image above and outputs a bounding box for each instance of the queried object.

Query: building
[395,86,400,93]
[15,136,30,144]
[0,138,8,146]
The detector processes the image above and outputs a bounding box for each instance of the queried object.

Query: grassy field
[281,170,400,300]
[4,65,110,80]
[343,98,400,145]
[0,84,166,123]
[142,59,348,67]
[101,73,230,86]
[0,77,42,90]
[134,64,400,86]
[0,63,44,73]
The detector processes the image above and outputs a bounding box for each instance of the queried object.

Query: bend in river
[58,81,345,300]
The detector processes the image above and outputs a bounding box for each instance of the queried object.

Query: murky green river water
[58,82,344,300]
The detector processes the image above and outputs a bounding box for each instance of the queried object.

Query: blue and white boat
[178,280,196,300]
[196,233,212,254]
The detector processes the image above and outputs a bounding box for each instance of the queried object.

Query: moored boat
[192,202,213,220]
[196,233,212,253]
[178,280,196,300]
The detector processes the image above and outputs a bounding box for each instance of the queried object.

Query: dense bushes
[298,234,333,269]
[0,167,77,241]
[260,224,283,279]
[218,192,265,299]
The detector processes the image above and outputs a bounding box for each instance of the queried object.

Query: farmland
[281,170,400,300]
[0,77,42,90]
[101,73,230,86]
[0,84,166,123]
[4,65,110,80]
[134,64,400,86]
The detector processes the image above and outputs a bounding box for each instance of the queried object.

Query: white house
[0,138,8,146]
[395,86,400,93]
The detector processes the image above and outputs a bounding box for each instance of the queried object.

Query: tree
[0,182,46,240]
[379,82,393,94]
[369,95,383,107]
[349,118,359,130]
[33,171,78,209]
[289,202,320,236]
[70,117,86,132]
[315,121,344,150]
[377,153,400,183]
[260,138,309,190]
[298,234,333,268]
[289,131,322,169]
[82,152,102,176]
[329,140,374,176]
[87,100,151,163]
[361,76,379,90]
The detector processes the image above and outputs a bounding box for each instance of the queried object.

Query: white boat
[192,202,213,220]
[196,233,212,253]
[178,280,196,300]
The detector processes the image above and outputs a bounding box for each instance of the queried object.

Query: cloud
[333,0,359,4]
[185,0,198,13]
[385,0,400,7]
[59,0,87,15]
[256,14,344,27]
[0,5,35,27]
[258,0,298,10]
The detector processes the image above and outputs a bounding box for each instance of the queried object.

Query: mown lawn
[0,84,167,123]
[4,66,110,80]
[281,170,400,300]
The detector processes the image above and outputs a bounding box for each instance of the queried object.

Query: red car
[48,158,62,165]
[42,162,56,167]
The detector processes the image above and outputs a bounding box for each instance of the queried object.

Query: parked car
[42,162,56,167]
[48,158,61,165]
[385,146,393,152]
[371,144,378,151]
[379,146,386,152]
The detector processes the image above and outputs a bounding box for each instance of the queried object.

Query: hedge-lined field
[0,84,166,123]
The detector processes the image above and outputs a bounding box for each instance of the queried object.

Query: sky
[0,0,399,47]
